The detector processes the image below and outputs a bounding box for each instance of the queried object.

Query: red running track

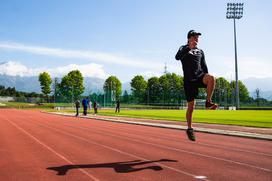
[0,109,271,181]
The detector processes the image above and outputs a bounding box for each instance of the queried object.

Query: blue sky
[0,0,271,83]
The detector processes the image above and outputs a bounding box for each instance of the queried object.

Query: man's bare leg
[203,74,216,102]
[186,100,196,141]
[186,100,195,129]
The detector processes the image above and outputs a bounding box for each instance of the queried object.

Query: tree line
[129,74,253,106]
[37,70,268,107]
[0,85,44,102]
[1,69,270,106]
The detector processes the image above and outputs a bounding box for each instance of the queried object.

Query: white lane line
[29,115,272,173]
[196,142,272,157]
[25,119,209,180]
[70,124,272,173]
[102,124,272,157]
[5,118,100,181]
[195,176,207,179]
[46,112,272,157]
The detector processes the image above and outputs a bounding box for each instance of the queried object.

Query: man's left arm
[201,50,208,73]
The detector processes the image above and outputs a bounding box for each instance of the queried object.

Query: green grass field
[0,102,72,109]
[54,109,272,128]
[1,101,271,128]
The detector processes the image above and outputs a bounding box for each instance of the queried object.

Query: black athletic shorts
[184,74,207,102]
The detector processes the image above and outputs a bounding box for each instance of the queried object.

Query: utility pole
[164,62,168,74]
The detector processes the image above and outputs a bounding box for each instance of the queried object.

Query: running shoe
[186,128,196,141]
[205,101,218,110]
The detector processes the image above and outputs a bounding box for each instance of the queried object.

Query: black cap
[187,30,201,39]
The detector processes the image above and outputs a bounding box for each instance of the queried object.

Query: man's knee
[210,75,216,83]
[204,74,216,84]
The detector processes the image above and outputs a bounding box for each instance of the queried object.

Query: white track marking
[25,115,272,173]
[93,126,272,172]
[56,122,272,173]
[44,112,272,157]
[5,118,100,181]
[102,123,272,157]
[21,118,209,180]
[195,176,207,179]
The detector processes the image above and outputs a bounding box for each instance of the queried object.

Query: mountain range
[243,77,272,100]
[0,74,132,95]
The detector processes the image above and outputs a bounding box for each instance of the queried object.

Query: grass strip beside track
[52,109,272,128]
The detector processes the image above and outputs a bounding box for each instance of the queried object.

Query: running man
[175,30,218,141]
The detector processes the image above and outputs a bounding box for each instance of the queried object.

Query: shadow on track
[47,159,177,175]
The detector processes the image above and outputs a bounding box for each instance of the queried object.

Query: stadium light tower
[226,3,244,109]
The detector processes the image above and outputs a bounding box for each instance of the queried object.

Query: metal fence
[1,94,272,110]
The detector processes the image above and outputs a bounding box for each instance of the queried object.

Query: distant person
[175,30,218,141]
[75,100,80,116]
[86,98,90,109]
[89,100,92,110]
[86,98,92,113]
[82,98,88,116]
[115,99,120,113]
[93,100,98,114]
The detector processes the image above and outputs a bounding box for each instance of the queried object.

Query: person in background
[115,99,120,113]
[82,98,88,116]
[93,100,98,114]
[89,99,92,111]
[75,100,80,116]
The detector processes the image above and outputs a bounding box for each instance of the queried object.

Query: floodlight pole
[226,3,244,109]
[233,17,239,109]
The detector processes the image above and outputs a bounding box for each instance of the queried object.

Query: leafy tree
[130,75,147,103]
[6,87,16,96]
[122,90,130,103]
[38,72,52,100]
[68,70,84,100]
[147,77,161,104]
[103,76,122,102]
[59,70,84,102]
[59,75,72,102]
[53,78,64,103]
[168,73,183,104]
[0,85,45,103]
[214,77,230,105]
[0,85,5,95]
[156,73,184,105]
[230,80,250,103]
[159,74,170,104]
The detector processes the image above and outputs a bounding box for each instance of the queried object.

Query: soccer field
[60,109,272,128]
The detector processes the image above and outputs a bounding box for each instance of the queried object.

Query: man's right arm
[175,45,190,61]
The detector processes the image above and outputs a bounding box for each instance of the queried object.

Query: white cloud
[48,63,108,79]
[0,61,108,79]
[141,71,163,80]
[0,42,159,69]
[1,42,271,80]
[238,57,272,79]
[203,56,272,80]
[0,61,41,76]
